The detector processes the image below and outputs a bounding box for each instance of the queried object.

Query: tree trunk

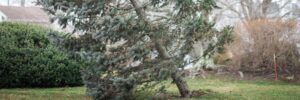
[262,0,272,16]
[129,0,191,97]
[21,0,25,7]
[171,72,190,98]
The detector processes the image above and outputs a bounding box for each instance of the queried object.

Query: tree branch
[129,0,171,59]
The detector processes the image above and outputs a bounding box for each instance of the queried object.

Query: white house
[0,6,50,25]
[0,6,77,34]
[0,0,38,7]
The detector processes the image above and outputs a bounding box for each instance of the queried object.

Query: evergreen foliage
[38,0,232,99]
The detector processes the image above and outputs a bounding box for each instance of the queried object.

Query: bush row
[0,22,84,88]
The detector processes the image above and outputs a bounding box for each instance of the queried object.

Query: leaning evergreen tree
[38,0,232,99]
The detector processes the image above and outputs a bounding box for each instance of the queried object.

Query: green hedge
[0,22,83,88]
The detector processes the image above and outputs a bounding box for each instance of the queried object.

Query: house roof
[0,6,50,24]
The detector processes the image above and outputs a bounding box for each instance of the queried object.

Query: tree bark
[262,0,272,16]
[129,0,190,98]
[21,0,25,7]
[171,72,190,98]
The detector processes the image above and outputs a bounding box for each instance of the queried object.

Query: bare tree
[216,0,294,26]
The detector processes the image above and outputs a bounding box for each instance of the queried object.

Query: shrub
[0,22,83,88]
[212,49,233,65]
[226,19,300,75]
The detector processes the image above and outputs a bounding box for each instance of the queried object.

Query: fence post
[273,54,278,81]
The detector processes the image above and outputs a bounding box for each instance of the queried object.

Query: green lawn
[0,87,89,100]
[1,78,300,100]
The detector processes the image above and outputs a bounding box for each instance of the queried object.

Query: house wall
[0,11,7,22]
[0,0,37,7]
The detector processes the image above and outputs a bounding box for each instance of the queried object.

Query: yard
[1,77,300,100]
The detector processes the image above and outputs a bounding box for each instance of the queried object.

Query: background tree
[38,0,232,99]
[214,0,300,79]
[216,0,298,24]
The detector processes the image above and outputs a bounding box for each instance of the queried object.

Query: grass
[1,78,300,100]
[173,78,300,100]
[0,87,89,100]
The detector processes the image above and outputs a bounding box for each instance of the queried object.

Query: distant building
[0,0,37,7]
[0,6,49,25]
[0,5,77,34]
[0,0,48,24]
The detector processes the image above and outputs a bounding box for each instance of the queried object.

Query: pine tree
[38,0,232,99]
